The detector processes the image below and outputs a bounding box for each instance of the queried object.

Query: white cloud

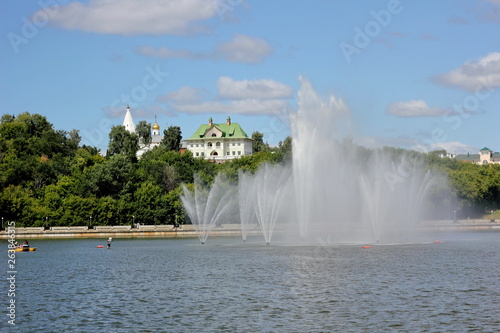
[137,34,273,64]
[411,141,477,155]
[159,76,294,116]
[173,99,290,115]
[157,86,206,103]
[432,52,500,91]
[217,77,294,100]
[37,0,221,36]
[213,34,273,63]
[387,100,448,117]
[353,136,477,155]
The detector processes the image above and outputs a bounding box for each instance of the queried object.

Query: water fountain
[181,173,237,244]
[182,77,447,245]
[238,170,257,242]
[254,163,291,245]
[359,152,441,243]
[290,77,445,243]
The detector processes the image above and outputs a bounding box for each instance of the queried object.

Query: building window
[232,143,235,146]
[238,151,241,155]
[216,142,221,148]
[196,144,199,147]
[232,151,235,155]
[208,142,212,147]
[212,133,217,137]
[201,152,204,156]
[191,144,194,147]
[196,152,199,157]
[227,151,230,155]
[238,143,241,146]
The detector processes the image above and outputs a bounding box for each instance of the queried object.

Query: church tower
[152,115,160,136]
[123,105,136,133]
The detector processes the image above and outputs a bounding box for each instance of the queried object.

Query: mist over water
[182,78,449,245]
[240,163,292,244]
[181,173,237,244]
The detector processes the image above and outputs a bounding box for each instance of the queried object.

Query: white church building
[122,105,163,157]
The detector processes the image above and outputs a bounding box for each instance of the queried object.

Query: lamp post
[45,216,48,230]
[453,210,457,223]
[133,215,135,228]
[1,217,3,230]
[90,216,92,228]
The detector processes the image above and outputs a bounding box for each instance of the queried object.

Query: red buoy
[96,245,104,248]
[362,246,371,249]
[433,240,441,244]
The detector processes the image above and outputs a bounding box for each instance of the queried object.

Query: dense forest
[0,112,498,227]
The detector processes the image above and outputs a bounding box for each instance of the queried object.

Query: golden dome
[152,123,160,130]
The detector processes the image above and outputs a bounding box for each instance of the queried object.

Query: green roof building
[185,117,253,162]
[455,147,500,165]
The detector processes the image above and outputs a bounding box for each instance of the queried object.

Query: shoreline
[0,220,498,240]
[0,224,262,240]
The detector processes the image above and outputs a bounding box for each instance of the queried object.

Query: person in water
[107,237,112,249]
[22,240,29,248]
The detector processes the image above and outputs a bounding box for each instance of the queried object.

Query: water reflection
[7,233,500,332]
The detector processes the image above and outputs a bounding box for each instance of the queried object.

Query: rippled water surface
[2,232,500,332]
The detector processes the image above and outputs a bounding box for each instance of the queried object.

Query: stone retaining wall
[0,224,262,239]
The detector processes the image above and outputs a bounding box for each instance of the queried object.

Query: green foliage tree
[278,136,292,157]
[251,131,268,153]
[136,121,152,146]
[161,126,182,151]
[108,125,139,158]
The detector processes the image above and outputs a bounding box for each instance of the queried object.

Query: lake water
[2,231,500,332]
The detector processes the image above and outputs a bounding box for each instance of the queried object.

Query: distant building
[122,105,163,157]
[455,147,500,165]
[184,117,253,162]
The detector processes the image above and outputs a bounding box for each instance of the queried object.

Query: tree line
[0,113,291,227]
[0,112,498,227]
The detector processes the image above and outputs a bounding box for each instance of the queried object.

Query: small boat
[13,247,37,252]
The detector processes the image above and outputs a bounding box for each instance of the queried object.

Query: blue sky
[1,0,499,154]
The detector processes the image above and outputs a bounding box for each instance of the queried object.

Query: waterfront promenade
[0,219,498,240]
[0,224,259,239]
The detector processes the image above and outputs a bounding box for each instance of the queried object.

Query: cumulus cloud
[354,135,476,155]
[387,100,448,117]
[432,52,500,91]
[173,99,289,115]
[36,0,222,36]
[157,86,207,103]
[213,34,273,63]
[137,34,273,64]
[159,76,294,116]
[217,77,294,100]
[411,141,477,155]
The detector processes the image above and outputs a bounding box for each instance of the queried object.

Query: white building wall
[186,138,252,160]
